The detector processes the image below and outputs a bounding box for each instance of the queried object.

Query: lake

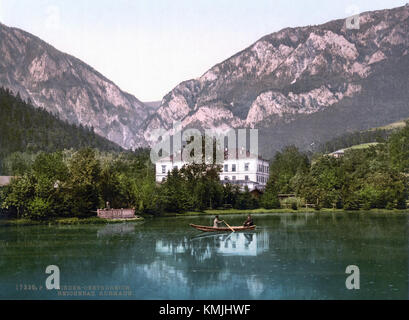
[0,212,408,299]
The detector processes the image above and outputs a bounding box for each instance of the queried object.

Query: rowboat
[189,223,256,232]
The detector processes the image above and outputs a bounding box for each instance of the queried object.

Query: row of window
[224,164,241,172]
[223,163,269,173]
[258,164,269,173]
[224,176,249,181]
[161,163,269,174]
[257,175,268,184]
[223,175,268,184]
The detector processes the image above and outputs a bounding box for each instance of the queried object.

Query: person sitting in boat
[243,215,254,227]
[213,215,224,228]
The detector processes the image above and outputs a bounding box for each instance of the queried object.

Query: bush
[396,199,407,210]
[343,195,360,211]
[27,197,52,220]
[385,202,395,210]
[260,192,281,209]
[281,197,303,210]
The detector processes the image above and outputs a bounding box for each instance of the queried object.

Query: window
[245,175,249,181]
[232,164,236,172]
[224,164,228,172]
[162,177,166,182]
[224,176,229,181]
[173,166,178,170]
[161,165,166,174]
[232,176,236,181]
[245,163,249,171]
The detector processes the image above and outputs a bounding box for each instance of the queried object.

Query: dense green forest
[0,87,122,174]
[264,122,409,210]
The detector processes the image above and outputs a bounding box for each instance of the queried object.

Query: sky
[0,0,407,101]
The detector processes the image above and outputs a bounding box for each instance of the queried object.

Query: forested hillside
[317,128,390,154]
[262,121,409,210]
[0,87,122,173]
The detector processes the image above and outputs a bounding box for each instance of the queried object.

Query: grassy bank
[160,207,409,217]
[0,216,144,227]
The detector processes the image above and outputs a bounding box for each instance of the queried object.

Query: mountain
[143,101,162,115]
[140,5,409,158]
[0,22,149,150]
[0,86,122,172]
[144,101,162,110]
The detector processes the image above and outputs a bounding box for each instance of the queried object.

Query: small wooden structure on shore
[97,208,136,219]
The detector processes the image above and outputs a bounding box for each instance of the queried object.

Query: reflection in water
[137,260,189,286]
[156,231,269,258]
[217,232,269,256]
[246,275,264,299]
[97,223,137,237]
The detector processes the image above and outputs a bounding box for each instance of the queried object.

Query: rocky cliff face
[0,23,149,149]
[140,5,409,156]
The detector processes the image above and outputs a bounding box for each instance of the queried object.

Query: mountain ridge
[0,21,149,150]
[139,5,409,157]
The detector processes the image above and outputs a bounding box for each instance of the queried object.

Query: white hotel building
[155,149,270,191]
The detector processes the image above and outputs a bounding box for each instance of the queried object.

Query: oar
[224,231,234,242]
[223,220,235,233]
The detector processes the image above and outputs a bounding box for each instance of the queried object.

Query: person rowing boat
[190,223,256,232]
[213,216,236,232]
[243,214,254,227]
[213,215,224,228]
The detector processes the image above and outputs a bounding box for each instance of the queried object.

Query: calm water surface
[0,212,408,299]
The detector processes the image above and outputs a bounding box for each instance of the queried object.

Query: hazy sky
[0,0,407,101]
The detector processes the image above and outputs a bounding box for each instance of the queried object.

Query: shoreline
[0,216,144,227]
[157,207,409,217]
